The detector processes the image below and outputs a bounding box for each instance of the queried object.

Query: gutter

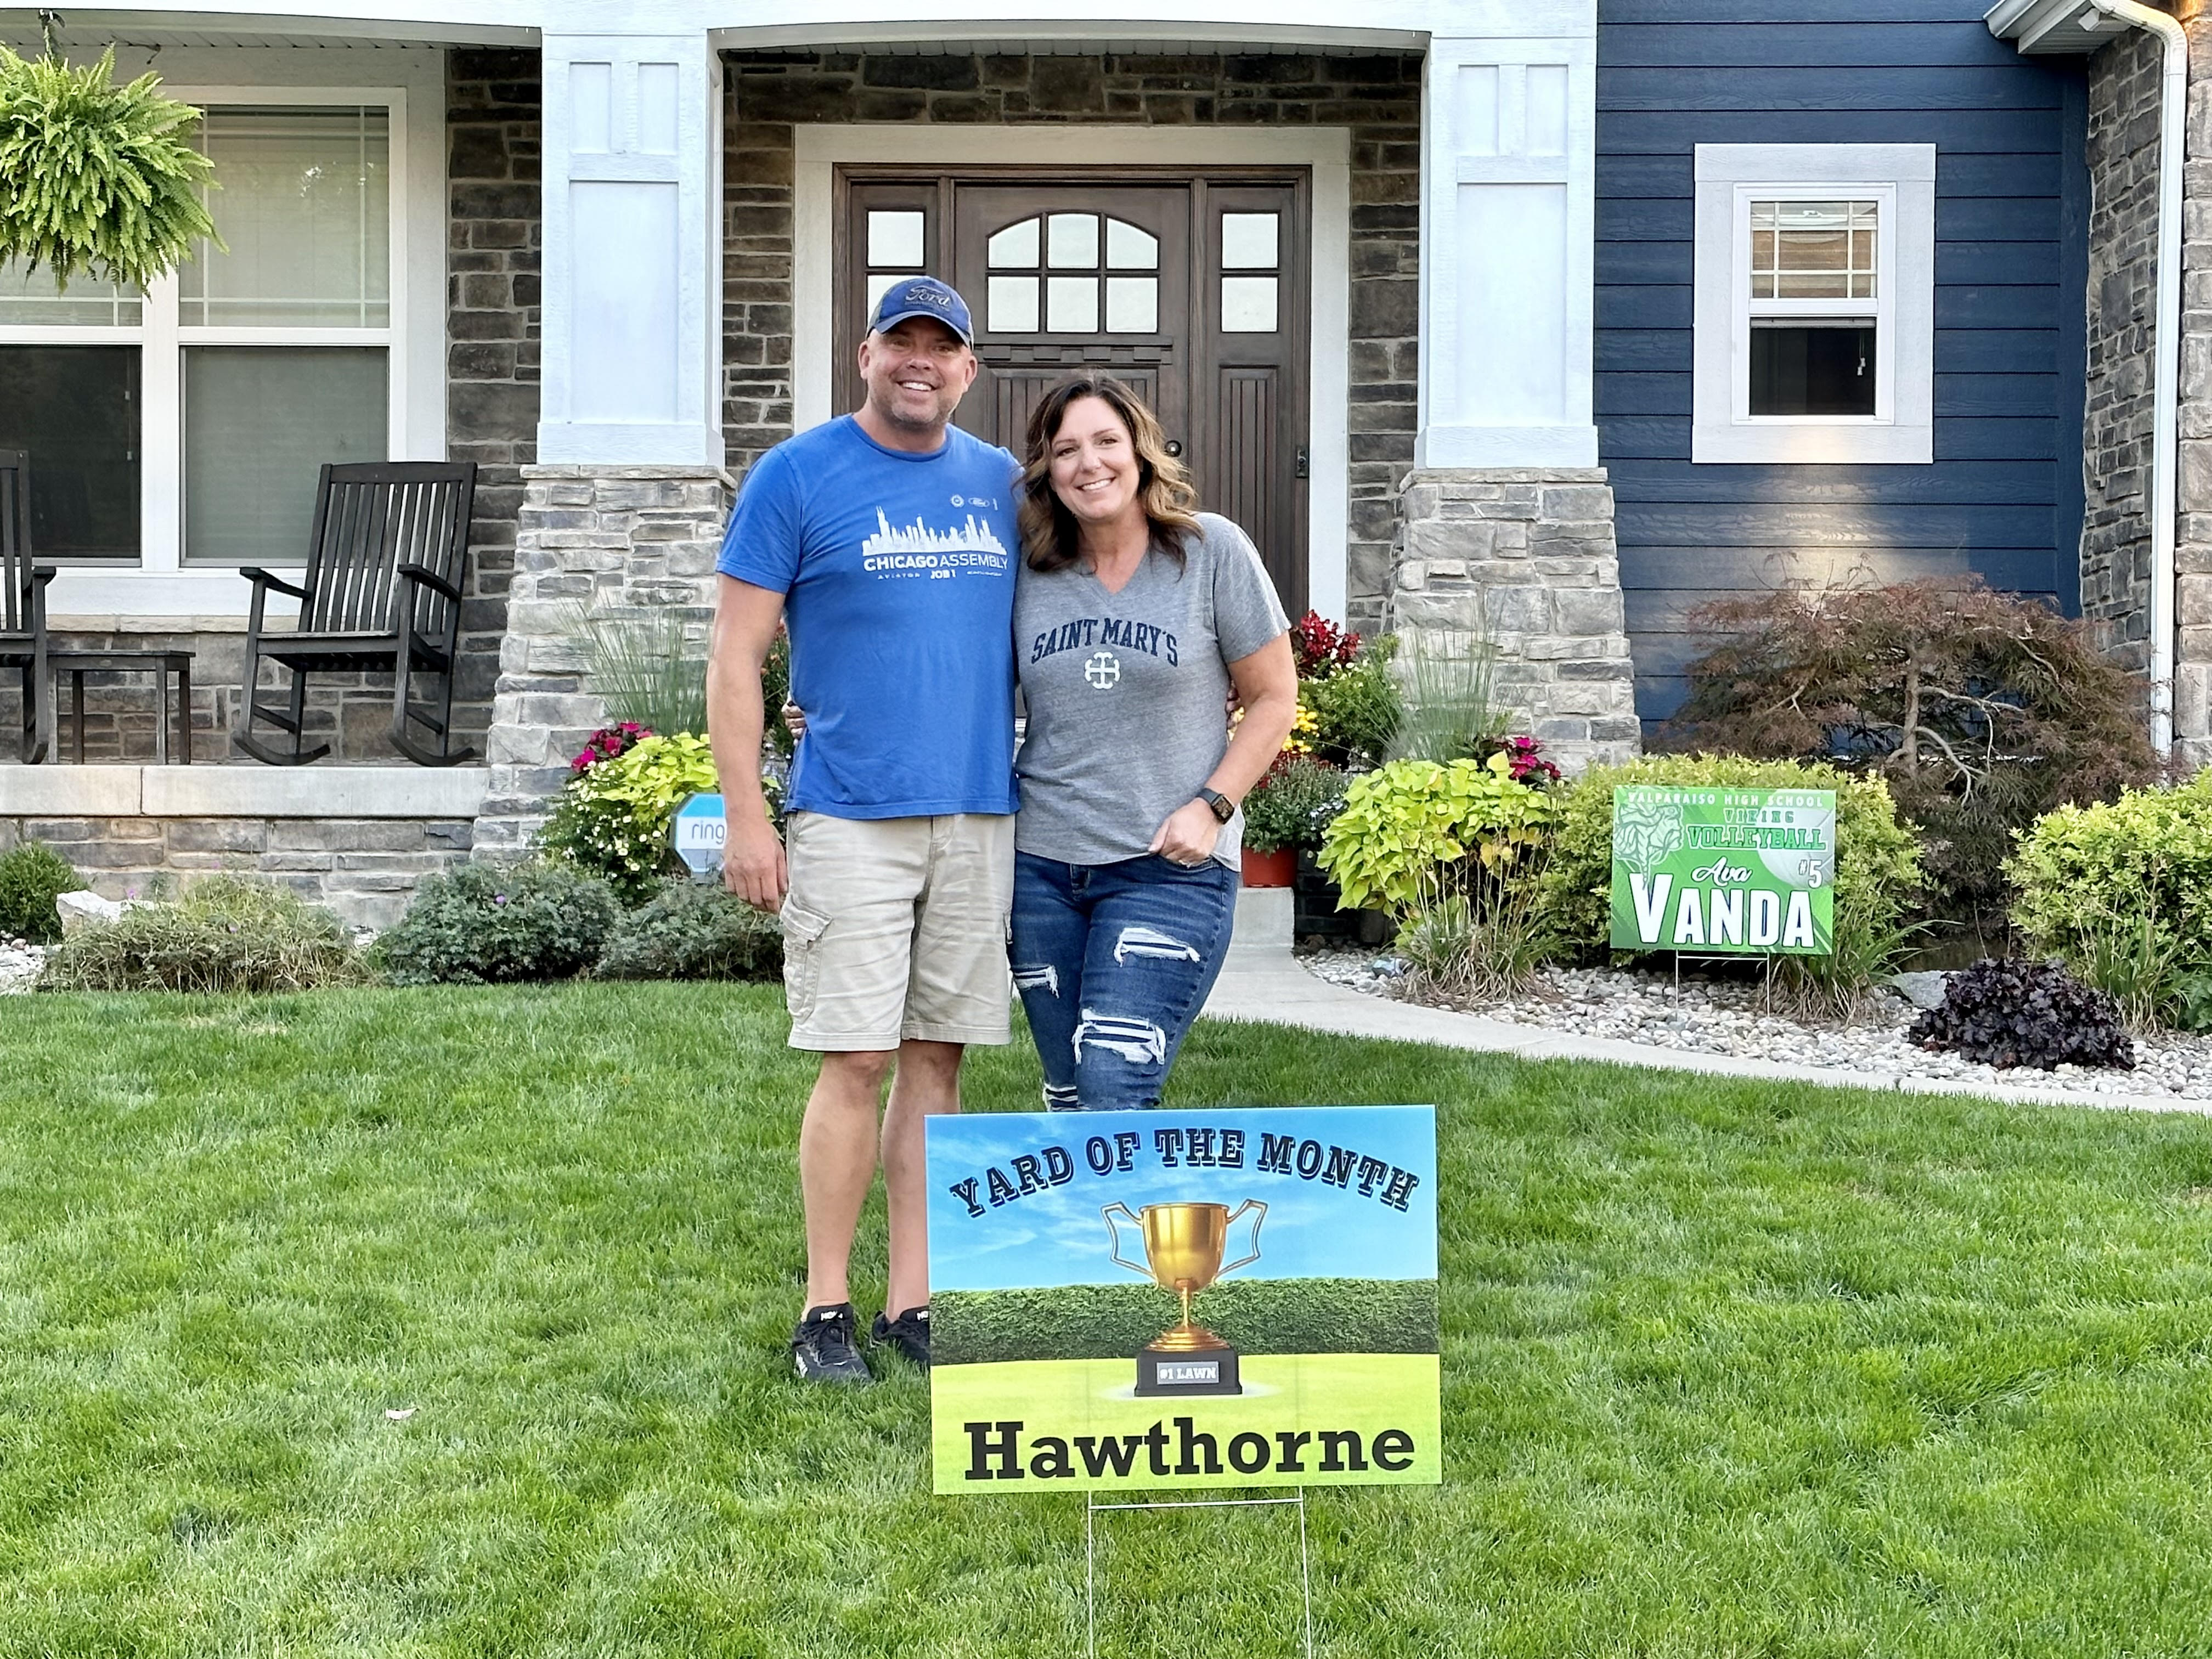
[1985,0,2187,758]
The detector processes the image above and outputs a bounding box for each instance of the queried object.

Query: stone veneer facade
[720,47,1421,632]
[2081,26,2161,681]
[1386,471,1640,770]
[0,812,473,931]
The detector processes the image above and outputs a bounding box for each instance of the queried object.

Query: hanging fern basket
[0,44,219,288]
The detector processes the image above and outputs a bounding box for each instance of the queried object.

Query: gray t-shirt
[1013,512,1290,868]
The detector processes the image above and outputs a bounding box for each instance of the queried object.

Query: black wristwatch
[1198,787,1236,824]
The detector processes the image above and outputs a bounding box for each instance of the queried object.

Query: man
[707,278,1020,1385]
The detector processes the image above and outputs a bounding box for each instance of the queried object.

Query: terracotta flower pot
[1240,846,1298,888]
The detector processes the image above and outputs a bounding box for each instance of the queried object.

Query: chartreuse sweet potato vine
[1317,753,1556,915]
[0,46,220,288]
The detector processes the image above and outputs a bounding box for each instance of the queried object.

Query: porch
[0,2,1641,922]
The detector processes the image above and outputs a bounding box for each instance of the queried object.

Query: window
[1692,145,1933,464]
[982,212,1160,337]
[0,94,400,567]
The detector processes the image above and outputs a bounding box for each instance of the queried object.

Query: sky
[925,1105,1437,1292]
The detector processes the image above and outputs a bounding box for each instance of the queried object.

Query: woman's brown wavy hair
[1016,375,1203,574]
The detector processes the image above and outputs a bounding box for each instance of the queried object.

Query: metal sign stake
[1085,1488,1313,1658]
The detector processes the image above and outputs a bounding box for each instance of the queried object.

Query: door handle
[1164,439,1183,458]
[1294,445,1309,479]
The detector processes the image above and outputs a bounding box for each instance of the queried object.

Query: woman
[1008,375,1299,1110]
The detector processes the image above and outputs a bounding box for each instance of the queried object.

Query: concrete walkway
[1200,949,2212,1118]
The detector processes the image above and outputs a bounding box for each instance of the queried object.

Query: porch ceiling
[0,11,532,51]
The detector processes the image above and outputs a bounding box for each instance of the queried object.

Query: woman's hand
[783,701,808,738]
[1150,799,1223,867]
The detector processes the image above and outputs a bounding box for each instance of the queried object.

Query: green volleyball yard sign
[1609,786,1836,955]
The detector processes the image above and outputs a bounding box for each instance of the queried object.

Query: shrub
[1317,752,1556,916]
[2007,771,2212,1030]
[1909,958,2135,1072]
[934,1278,1438,1366]
[1299,635,1401,769]
[1662,579,2160,926]
[1241,754,1347,855]
[36,877,366,993]
[0,841,78,943]
[1534,755,1926,1012]
[596,881,783,981]
[376,862,619,986]
[538,731,721,902]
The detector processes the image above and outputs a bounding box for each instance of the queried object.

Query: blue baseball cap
[868,276,974,345]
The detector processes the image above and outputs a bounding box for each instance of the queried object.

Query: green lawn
[4,985,2212,1656]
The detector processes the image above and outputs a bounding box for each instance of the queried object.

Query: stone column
[1392,11,1637,770]
[1387,470,1639,772]
[474,31,735,851]
[473,465,731,854]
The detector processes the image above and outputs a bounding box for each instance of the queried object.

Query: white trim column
[538,31,725,467]
[1417,23,1600,470]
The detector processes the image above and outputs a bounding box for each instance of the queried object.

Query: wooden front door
[837,168,1310,615]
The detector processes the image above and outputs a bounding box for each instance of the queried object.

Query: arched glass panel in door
[985,213,1160,336]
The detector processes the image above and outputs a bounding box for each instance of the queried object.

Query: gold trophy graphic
[1104,1199,1266,1396]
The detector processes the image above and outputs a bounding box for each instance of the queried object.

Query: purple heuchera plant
[571,721,652,775]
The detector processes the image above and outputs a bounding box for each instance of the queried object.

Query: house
[0,0,2199,923]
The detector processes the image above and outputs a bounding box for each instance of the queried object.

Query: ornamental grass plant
[35,876,367,994]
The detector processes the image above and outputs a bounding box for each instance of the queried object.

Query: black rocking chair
[237,461,479,766]
[0,449,54,764]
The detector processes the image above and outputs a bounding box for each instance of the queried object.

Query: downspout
[2086,0,2185,757]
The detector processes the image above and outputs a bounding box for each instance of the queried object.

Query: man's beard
[870,381,955,431]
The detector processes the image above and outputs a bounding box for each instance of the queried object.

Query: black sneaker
[871,1305,931,1370]
[792,1302,872,1385]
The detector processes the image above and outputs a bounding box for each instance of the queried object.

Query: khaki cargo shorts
[778,810,1015,1052]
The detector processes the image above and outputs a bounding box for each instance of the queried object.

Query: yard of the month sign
[1609,786,1836,956]
[671,793,726,880]
[927,1105,1441,1495]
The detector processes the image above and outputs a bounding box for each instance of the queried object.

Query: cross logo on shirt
[1084,651,1121,690]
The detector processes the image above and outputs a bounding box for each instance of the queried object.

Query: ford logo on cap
[867,276,974,345]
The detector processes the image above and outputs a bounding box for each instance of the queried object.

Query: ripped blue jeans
[1009,850,1240,1111]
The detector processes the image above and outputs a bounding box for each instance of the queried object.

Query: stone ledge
[0,767,140,816]
[521,464,736,482]
[0,766,490,820]
[145,768,492,819]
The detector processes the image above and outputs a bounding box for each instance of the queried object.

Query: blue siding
[1594,1,2090,721]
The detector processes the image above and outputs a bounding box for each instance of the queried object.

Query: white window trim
[1692,143,1934,465]
[792,125,1352,624]
[8,62,447,623]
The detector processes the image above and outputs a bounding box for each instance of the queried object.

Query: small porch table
[48,651,195,765]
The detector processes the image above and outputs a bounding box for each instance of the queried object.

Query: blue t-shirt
[716,416,1021,819]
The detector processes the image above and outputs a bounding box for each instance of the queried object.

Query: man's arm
[707,574,792,910]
